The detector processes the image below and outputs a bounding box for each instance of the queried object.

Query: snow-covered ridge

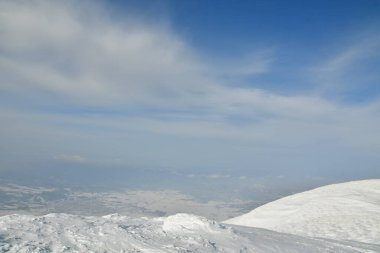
[1,212,379,252]
[225,179,380,244]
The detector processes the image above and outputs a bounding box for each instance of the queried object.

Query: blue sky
[108,0,380,101]
[0,0,380,186]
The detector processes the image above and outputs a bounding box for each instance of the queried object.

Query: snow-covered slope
[1,213,379,252]
[1,180,379,252]
[225,179,380,244]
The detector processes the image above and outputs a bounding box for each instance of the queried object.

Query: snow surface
[225,179,380,244]
[1,179,379,252]
[1,213,379,252]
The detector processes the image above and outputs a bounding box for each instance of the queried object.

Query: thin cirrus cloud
[0,0,379,178]
[310,31,380,98]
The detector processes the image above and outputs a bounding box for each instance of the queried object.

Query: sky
[0,0,380,189]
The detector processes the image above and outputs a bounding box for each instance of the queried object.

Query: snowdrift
[225,179,380,244]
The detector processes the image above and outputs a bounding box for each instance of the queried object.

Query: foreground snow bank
[225,179,380,244]
[1,213,379,252]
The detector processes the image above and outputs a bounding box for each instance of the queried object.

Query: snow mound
[1,212,379,252]
[225,179,380,244]
[163,213,225,234]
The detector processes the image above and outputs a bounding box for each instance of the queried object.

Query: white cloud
[0,0,218,107]
[53,154,86,163]
[0,0,342,124]
[207,174,231,179]
[0,1,379,177]
[0,0,276,111]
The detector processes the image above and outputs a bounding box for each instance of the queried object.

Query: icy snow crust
[225,179,380,244]
[1,213,379,252]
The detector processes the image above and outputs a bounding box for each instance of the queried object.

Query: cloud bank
[0,0,379,179]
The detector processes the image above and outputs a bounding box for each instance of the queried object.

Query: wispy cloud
[0,0,276,113]
[212,50,275,78]
[0,1,379,179]
[310,31,380,98]
[0,1,211,106]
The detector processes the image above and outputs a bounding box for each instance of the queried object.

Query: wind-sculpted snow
[1,213,379,252]
[225,179,380,244]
